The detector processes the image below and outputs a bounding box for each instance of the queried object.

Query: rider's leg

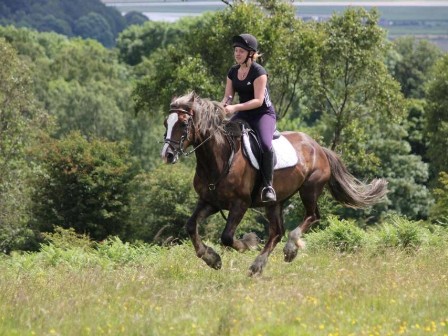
[261,147,276,202]
[253,114,277,202]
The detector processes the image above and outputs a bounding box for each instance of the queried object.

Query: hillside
[0,0,148,47]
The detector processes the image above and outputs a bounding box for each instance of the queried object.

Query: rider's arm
[222,77,235,106]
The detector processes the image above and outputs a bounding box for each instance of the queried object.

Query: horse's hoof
[248,263,263,277]
[283,242,298,262]
[201,247,222,270]
[242,232,260,250]
[248,254,267,277]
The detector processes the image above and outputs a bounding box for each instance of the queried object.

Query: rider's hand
[225,104,237,115]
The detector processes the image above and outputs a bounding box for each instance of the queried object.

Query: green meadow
[1,218,447,335]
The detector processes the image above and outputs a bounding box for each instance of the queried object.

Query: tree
[116,20,184,66]
[425,54,448,183]
[44,38,133,140]
[404,99,427,159]
[0,38,50,252]
[0,25,164,171]
[370,122,431,219]
[254,0,323,119]
[30,13,72,36]
[0,0,127,47]
[0,27,132,140]
[430,172,448,225]
[132,3,287,115]
[123,11,148,27]
[73,13,114,48]
[312,8,405,151]
[308,9,432,219]
[388,36,442,99]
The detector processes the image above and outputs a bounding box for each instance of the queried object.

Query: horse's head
[161,92,228,164]
[161,93,197,164]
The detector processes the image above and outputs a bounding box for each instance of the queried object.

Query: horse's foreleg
[220,201,253,252]
[186,200,221,269]
[249,204,285,276]
[284,181,324,262]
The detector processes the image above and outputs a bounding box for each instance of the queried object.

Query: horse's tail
[322,148,388,209]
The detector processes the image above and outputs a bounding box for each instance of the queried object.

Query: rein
[183,133,214,157]
[207,133,235,191]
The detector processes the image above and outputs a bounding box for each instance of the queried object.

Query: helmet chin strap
[243,52,254,66]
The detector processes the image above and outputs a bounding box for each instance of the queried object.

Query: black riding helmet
[232,34,258,52]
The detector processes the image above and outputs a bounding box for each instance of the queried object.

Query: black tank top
[227,62,275,117]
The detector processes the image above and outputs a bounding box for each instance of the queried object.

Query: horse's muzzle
[165,151,178,164]
[161,145,179,164]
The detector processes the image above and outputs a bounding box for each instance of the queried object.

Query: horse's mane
[170,92,228,145]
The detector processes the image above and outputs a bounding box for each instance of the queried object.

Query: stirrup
[261,186,276,202]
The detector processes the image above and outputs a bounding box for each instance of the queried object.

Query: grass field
[1,220,447,336]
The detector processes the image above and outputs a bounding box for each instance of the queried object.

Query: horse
[161,92,387,276]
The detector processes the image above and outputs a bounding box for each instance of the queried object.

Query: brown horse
[161,92,387,276]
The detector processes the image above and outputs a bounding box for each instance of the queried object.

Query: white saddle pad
[242,134,298,170]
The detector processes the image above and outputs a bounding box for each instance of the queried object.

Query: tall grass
[1,220,447,335]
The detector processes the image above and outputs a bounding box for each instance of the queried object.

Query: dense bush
[365,215,434,252]
[8,227,162,269]
[306,216,366,253]
[31,132,136,241]
[306,215,448,254]
[10,219,447,271]
[128,164,197,244]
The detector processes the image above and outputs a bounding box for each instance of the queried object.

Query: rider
[222,33,277,202]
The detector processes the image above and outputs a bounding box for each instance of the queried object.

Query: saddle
[229,121,298,170]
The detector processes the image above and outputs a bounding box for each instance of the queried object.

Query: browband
[169,108,193,116]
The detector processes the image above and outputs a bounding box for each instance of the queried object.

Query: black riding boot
[261,148,276,202]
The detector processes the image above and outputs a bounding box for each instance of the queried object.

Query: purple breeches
[232,112,276,152]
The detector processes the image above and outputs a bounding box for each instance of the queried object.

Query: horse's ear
[188,91,195,104]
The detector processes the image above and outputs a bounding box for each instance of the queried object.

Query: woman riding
[222,33,277,202]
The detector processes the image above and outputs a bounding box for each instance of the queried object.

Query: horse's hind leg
[284,181,324,262]
[186,199,221,269]
[249,203,285,276]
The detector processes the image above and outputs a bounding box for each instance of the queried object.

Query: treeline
[0,1,447,253]
[0,0,148,47]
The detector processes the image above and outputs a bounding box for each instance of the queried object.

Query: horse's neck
[194,135,233,177]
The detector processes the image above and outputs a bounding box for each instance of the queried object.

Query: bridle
[164,107,218,159]
[163,106,236,190]
[163,108,195,157]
